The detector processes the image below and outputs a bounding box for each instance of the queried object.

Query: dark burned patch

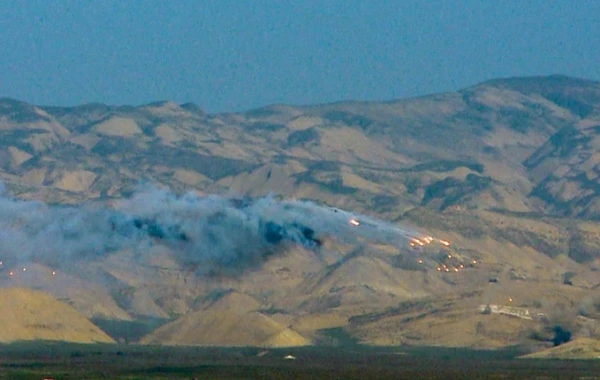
[192,288,235,309]
[314,327,360,346]
[406,160,485,174]
[525,126,591,168]
[544,93,596,118]
[294,162,358,195]
[0,99,53,123]
[244,106,283,118]
[42,102,114,118]
[493,227,562,258]
[244,122,286,132]
[91,136,142,157]
[389,254,426,272]
[568,232,598,263]
[0,129,51,155]
[369,194,399,213]
[528,171,600,219]
[421,173,494,210]
[305,160,340,171]
[91,317,169,344]
[348,298,454,326]
[298,293,343,313]
[180,102,205,115]
[286,128,320,147]
[547,126,591,157]
[496,106,536,133]
[135,143,258,181]
[295,173,358,195]
[323,110,374,130]
[256,306,287,315]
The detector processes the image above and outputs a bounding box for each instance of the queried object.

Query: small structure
[283,354,296,360]
[478,304,533,320]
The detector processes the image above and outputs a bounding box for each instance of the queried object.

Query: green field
[0,342,598,379]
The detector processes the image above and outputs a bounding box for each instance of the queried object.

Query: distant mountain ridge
[1,74,599,351]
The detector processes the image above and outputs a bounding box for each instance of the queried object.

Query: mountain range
[0,74,599,355]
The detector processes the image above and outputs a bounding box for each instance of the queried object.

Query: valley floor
[0,342,598,380]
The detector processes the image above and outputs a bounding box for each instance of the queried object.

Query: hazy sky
[1,0,598,113]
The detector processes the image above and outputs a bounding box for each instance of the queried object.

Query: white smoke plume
[0,182,423,275]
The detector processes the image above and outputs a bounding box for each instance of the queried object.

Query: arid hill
[141,291,310,347]
[520,338,600,360]
[0,287,115,344]
[1,75,600,352]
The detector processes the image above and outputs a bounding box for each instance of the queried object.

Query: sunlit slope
[140,291,310,347]
[0,75,597,219]
[0,75,599,350]
[0,287,115,344]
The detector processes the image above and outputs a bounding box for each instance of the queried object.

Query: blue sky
[0,0,598,113]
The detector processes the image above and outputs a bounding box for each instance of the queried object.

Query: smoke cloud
[0,182,423,275]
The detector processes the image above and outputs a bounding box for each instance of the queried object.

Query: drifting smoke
[0,182,423,275]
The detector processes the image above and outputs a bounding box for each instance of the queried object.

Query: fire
[439,240,450,246]
[9,271,13,276]
[52,271,56,276]
[349,219,360,226]
[411,238,424,246]
[22,267,26,272]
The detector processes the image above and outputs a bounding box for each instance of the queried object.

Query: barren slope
[140,291,310,347]
[1,75,600,350]
[0,287,115,344]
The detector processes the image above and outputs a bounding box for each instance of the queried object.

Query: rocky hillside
[2,75,600,217]
[1,75,599,350]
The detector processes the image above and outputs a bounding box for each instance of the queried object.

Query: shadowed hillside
[1,75,600,354]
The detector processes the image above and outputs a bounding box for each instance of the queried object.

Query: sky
[0,0,599,113]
